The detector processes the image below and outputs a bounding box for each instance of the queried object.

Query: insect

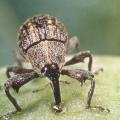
[4,14,106,114]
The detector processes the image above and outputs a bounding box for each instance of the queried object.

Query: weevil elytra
[4,14,108,114]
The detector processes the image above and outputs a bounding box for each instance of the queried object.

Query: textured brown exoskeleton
[4,15,108,115]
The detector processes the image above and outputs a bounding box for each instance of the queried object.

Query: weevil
[4,14,108,114]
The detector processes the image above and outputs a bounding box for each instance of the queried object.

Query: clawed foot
[52,104,63,113]
[86,105,110,112]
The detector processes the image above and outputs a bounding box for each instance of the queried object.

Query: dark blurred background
[0,0,120,66]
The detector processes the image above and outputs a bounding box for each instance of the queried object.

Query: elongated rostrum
[4,14,105,113]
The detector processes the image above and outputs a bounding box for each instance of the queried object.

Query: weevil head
[41,63,60,81]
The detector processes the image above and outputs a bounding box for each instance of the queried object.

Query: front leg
[4,72,39,112]
[65,51,93,71]
[6,66,33,78]
[61,69,109,112]
[61,69,94,107]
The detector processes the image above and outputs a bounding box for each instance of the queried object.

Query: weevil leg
[61,69,110,112]
[65,51,93,71]
[86,78,95,108]
[6,65,33,78]
[4,72,39,113]
[61,69,94,106]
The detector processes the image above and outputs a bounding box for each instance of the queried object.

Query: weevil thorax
[18,15,68,74]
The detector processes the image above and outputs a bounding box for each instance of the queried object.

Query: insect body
[18,15,67,74]
[4,14,105,114]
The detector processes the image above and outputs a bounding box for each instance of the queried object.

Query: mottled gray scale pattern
[25,40,65,74]
[26,42,48,73]
[18,15,68,52]
[48,41,65,69]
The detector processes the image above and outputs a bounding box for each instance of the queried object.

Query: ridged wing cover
[18,15,68,74]
[18,15,68,52]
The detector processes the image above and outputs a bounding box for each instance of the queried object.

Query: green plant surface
[0,55,120,120]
